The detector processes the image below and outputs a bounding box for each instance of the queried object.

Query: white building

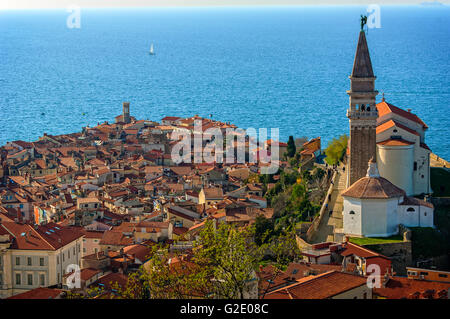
[376,100,432,196]
[0,221,83,298]
[341,159,433,238]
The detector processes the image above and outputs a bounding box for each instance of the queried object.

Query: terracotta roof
[100,230,134,246]
[91,272,128,291]
[377,101,428,129]
[376,119,420,137]
[7,287,63,299]
[340,242,390,260]
[341,176,405,199]
[263,271,368,299]
[374,276,450,299]
[0,222,83,250]
[400,196,434,209]
[202,187,224,199]
[377,138,415,147]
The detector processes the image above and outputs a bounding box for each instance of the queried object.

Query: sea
[0,5,449,159]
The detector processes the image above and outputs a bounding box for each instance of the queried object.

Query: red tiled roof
[377,138,415,147]
[341,176,405,199]
[340,242,390,260]
[374,276,450,299]
[263,271,367,299]
[0,222,83,250]
[377,101,428,129]
[7,287,63,299]
[376,119,420,136]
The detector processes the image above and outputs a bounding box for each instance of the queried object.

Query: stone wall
[304,170,337,242]
[362,241,412,276]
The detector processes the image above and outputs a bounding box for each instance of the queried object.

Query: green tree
[287,136,296,158]
[254,215,275,245]
[324,134,348,165]
[193,221,261,299]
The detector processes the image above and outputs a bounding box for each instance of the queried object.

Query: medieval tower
[123,102,131,124]
[346,29,378,187]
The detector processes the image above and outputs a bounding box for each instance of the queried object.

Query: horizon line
[1,3,447,11]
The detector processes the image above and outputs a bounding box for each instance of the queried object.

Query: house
[263,271,372,299]
[165,205,200,229]
[134,221,172,243]
[0,221,84,298]
[340,241,393,276]
[199,187,224,209]
[406,267,450,283]
[258,262,342,296]
[373,275,450,299]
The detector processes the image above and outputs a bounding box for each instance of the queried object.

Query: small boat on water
[149,43,155,55]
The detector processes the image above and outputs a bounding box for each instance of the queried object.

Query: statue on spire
[360,15,368,31]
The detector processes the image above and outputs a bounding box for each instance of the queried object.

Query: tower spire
[346,26,379,188]
[351,30,374,78]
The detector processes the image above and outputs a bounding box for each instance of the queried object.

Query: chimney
[407,109,412,112]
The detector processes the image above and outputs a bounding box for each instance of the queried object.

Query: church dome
[342,158,405,199]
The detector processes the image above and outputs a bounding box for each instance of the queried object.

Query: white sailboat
[149,43,155,55]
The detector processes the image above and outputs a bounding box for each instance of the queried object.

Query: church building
[346,28,432,196]
[342,159,433,238]
[341,26,434,238]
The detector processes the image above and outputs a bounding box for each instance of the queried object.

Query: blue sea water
[0,6,449,159]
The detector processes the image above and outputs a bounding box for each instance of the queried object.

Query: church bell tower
[346,28,378,187]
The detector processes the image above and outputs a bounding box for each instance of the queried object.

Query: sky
[1,0,448,10]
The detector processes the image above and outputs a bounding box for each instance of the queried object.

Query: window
[438,274,448,278]
[57,256,59,264]
[16,257,20,266]
[349,211,355,215]
[0,273,2,286]
[27,274,33,285]
[16,273,21,285]
[83,248,86,253]
[407,207,415,212]
[27,257,32,266]
[420,272,429,276]
[40,274,45,286]
[68,250,70,259]
[363,292,367,299]
[414,162,417,171]
[62,253,65,262]
[40,258,44,266]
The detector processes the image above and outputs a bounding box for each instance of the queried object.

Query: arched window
[367,104,371,111]
[349,210,355,215]
[361,104,366,111]
[407,207,415,212]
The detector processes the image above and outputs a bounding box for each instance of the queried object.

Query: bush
[324,134,348,165]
